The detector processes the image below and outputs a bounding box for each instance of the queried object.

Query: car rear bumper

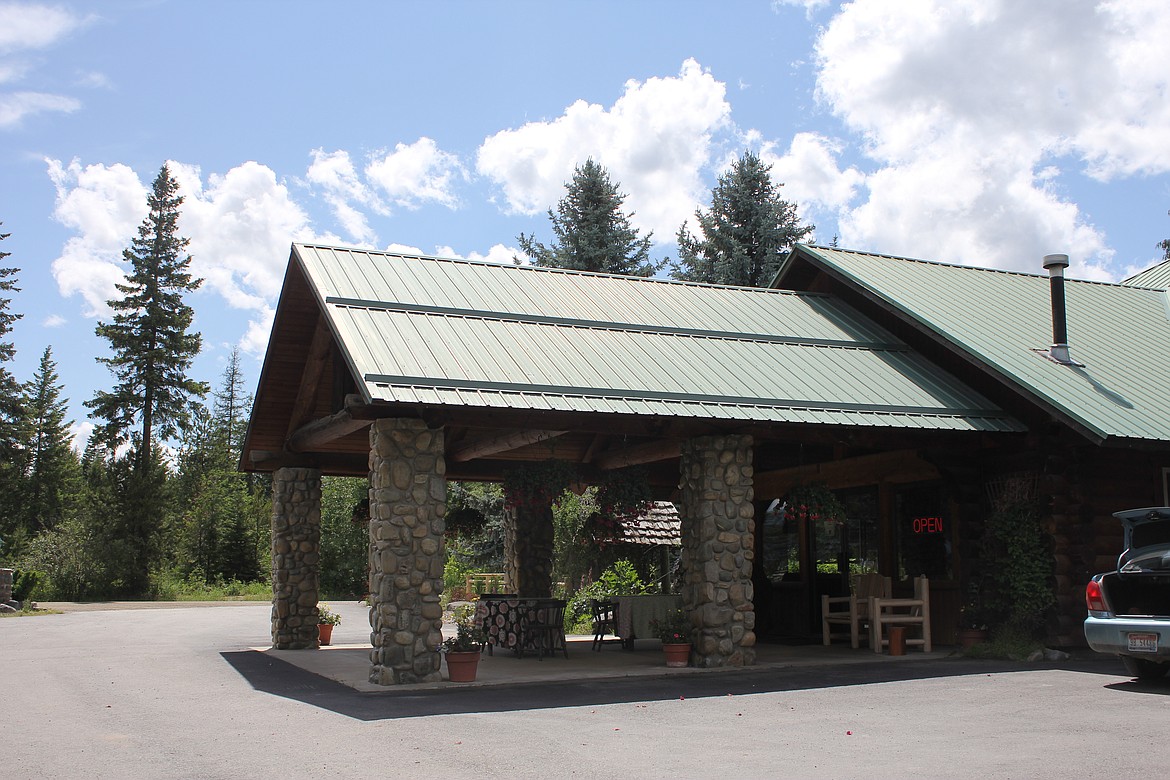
[1084,615,1170,659]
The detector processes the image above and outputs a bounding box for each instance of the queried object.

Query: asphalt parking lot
[3,602,1167,779]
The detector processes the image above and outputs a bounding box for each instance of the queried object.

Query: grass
[961,623,1046,661]
[149,571,271,601]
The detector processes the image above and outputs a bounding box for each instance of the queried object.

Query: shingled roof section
[620,502,681,546]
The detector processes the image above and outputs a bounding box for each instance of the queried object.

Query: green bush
[12,569,43,602]
[982,501,1054,634]
[565,559,648,633]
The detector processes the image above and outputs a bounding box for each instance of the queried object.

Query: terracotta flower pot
[318,623,333,646]
[958,628,989,649]
[662,643,691,667]
[445,650,482,682]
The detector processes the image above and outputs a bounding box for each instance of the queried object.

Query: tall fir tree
[18,346,81,536]
[517,159,660,276]
[88,165,208,470]
[0,225,24,558]
[85,165,208,594]
[671,151,814,287]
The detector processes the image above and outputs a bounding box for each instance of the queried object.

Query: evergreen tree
[671,151,814,287]
[1159,209,1169,261]
[18,346,81,536]
[85,165,208,593]
[517,159,660,277]
[87,164,208,472]
[173,354,260,583]
[0,225,23,557]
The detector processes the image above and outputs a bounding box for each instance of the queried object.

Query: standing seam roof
[293,244,1024,433]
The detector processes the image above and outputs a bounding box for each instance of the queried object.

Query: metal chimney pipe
[1043,253,1074,364]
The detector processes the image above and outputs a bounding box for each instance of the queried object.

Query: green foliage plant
[440,603,485,652]
[651,608,693,645]
[565,559,648,632]
[502,460,577,512]
[316,602,342,626]
[982,501,1054,634]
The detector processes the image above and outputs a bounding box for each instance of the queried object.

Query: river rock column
[368,418,446,685]
[271,467,322,649]
[503,504,555,597]
[678,434,756,667]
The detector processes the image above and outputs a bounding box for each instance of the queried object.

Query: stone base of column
[271,467,322,650]
[679,434,757,668]
[368,419,446,685]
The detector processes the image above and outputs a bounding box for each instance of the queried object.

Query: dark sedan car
[1084,507,1170,680]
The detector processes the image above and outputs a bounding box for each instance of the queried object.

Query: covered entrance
[241,244,1022,683]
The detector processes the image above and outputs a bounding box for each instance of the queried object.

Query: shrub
[565,559,648,632]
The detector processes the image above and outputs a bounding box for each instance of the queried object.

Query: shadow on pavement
[221,650,1129,722]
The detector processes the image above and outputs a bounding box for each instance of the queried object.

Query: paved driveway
[3,603,1167,779]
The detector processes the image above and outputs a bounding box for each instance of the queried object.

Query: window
[894,483,952,581]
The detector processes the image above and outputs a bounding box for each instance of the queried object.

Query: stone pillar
[368,418,446,685]
[503,504,555,597]
[271,467,322,649]
[678,434,756,667]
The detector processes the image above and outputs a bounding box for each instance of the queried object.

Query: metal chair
[590,599,617,651]
[521,598,568,660]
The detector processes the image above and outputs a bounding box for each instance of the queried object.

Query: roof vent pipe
[1043,253,1077,365]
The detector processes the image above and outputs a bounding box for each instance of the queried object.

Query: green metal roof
[780,245,1170,444]
[1123,258,1170,290]
[292,244,1021,433]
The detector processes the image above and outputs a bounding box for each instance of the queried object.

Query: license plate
[1128,632,1158,653]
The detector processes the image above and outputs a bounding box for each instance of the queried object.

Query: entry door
[808,488,881,630]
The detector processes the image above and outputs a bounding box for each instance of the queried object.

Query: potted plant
[652,608,693,667]
[317,603,341,646]
[957,588,990,649]
[441,604,486,682]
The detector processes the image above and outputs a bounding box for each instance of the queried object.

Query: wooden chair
[870,575,932,654]
[590,599,617,651]
[822,573,891,648]
[521,598,569,660]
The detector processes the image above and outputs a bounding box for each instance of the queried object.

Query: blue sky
[1,0,1168,446]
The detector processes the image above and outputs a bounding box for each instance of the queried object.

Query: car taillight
[1085,579,1108,612]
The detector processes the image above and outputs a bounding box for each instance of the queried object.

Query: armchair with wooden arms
[869,575,932,653]
[821,573,891,649]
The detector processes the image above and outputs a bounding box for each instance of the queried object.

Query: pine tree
[85,165,208,594]
[87,164,209,473]
[18,346,81,535]
[517,159,661,277]
[0,225,24,557]
[671,151,814,288]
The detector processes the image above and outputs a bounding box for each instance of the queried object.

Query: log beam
[594,438,682,470]
[449,429,567,463]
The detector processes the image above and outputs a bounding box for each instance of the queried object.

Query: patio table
[475,596,553,655]
[614,594,683,648]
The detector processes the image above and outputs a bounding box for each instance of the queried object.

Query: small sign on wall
[911,516,944,534]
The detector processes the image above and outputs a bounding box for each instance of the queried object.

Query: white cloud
[434,243,522,266]
[47,158,333,355]
[811,0,1167,277]
[0,3,91,127]
[304,139,466,243]
[239,305,276,357]
[476,58,732,241]
[762,132,865,227]
[365,137,465,210]
[0,2,88,53]
[47,158,147,316]
[42,313,66,327]
[306,149,378,243]
[0,91,80,127]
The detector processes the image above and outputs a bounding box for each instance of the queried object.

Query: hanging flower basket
[502,460,578,512]
[782,482,846,526]
[589,466,653,547]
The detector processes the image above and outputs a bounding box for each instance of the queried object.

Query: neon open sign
[912,516,944,534]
